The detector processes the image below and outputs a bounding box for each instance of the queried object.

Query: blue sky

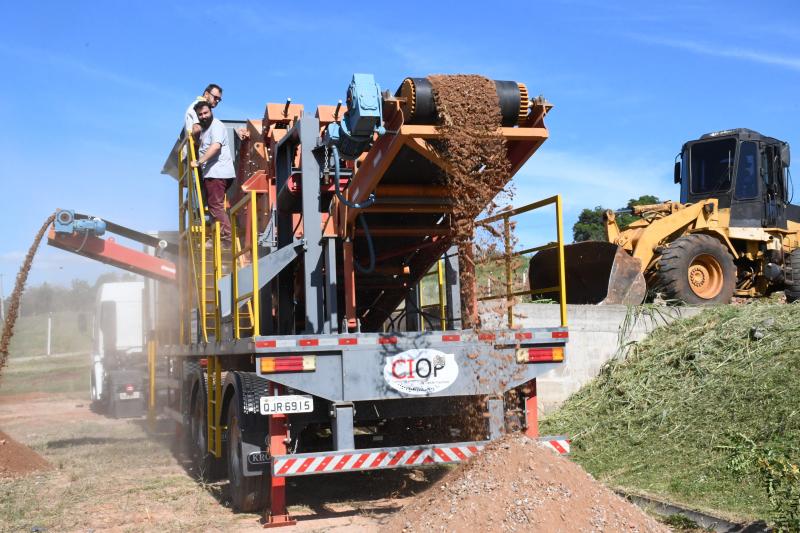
[2,0,799,288]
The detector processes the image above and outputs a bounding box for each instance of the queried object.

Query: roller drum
[396,77,529,126]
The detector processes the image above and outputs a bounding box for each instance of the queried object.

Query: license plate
[119,391,141,400]
[260,395,313,415]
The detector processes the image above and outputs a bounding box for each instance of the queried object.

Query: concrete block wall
[502,304,702,413]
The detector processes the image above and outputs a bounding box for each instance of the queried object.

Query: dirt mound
[385,435,667,532]
[0,430,51,479]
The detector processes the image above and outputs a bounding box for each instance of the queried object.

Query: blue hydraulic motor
[323,73,386,160]
[54,209,107,236]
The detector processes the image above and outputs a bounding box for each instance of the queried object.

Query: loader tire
[785,249,800,303]
[655,234,736,304]
[226,399,268,512]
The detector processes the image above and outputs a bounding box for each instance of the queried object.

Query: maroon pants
[204,178,232,241]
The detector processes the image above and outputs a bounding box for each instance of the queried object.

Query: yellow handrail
[475,194,567,328]
[177,134,213,343]
[231,190,261,338]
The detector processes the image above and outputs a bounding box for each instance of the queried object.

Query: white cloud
[629,34,800,72]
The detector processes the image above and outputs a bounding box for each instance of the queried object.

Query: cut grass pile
[541,300,800,523]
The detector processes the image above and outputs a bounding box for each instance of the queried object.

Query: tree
[572,195,662,243]
[573,206,607,242]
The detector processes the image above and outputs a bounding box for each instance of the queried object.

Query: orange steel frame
[329,97,551,328]
[227,93,551,523]
[234,94,551,333]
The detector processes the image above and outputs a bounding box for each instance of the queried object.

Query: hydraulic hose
[354,213,376,274]
[332,145,375,209]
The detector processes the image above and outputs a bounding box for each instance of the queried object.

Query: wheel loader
[530,128,800,305]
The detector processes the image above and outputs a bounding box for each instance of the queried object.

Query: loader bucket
[528,241,646,305]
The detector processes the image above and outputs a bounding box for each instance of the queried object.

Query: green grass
[7,311,92,357]
[541,301,800,523]
[0,352,90,396]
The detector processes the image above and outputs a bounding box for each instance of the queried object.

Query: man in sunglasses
[184,83,223,138]
[190,100,234,248]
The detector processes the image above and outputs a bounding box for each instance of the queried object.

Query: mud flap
[529,241,646,305]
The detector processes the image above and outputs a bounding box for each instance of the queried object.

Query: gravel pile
[385,434,668,532]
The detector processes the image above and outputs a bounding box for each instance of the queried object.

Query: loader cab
[677,129,794,228]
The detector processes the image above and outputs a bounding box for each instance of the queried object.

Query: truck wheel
[655,234,736,304]
[190,385,224,480]
[785,249,800,303]
[226,398,268,512]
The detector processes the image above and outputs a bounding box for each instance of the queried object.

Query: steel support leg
[323,236,338,334]
[444,246,462,330]
[298,117,324,334]
[405,285,421,331]
[524,379,539,438]
[342,240,357,331]
[331,403,355,451]
[264,383,295,528]
[486,398,505,440]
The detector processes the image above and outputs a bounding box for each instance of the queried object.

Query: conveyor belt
[395,77,529,126]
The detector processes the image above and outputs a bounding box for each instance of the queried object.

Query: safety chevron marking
[538,436,571,455]
[272,443,485,477]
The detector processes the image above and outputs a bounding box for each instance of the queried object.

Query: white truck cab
[91,281,145,417]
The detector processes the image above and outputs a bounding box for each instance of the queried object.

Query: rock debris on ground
[384,434,668,533]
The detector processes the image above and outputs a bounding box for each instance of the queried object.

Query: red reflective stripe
[255,340,277,348]
[550,441,567,454]
[296,457,315,473]
[442,334,460,342]
[379,336,398,345]
[422,455,435,464]
[552,331,568,339]
[467,446,479,454]
[478,333,495,341]
[333,454,352,470]
[299,339,319,346]
[527,348,555,362]
[369,451,389,468]
[450,448,467,461]
[317,455,334,471]
[388,451,406,466]
[277,458,296,475]
[405,449,424,465]
[433,448,451,461]
[338,338,357,345]
[272,356,305,371]
[515,332,533,340]
[352,454,370,469]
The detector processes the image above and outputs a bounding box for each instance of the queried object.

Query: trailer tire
[226,398,268,512]
[189,383,225,481]
[785,249,800,303]
[655,234,736,304]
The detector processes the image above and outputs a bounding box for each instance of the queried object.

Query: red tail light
[516,346,564,364]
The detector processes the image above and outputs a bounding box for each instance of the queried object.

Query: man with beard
[190,100,234,248]
[184,83,223,138]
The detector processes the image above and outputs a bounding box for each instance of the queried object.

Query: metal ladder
[206,355,223,457]
[178,134,219,343]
